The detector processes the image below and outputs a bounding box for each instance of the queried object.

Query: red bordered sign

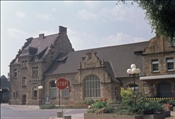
[56,78,68,89]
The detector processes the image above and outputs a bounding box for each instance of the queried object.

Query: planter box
[163,111,170,117]
[142,113,164,119]
[84,113,165,119]
[84,113,142,119]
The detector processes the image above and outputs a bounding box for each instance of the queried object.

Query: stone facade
[141,35,175,97]
[9,27,175,105]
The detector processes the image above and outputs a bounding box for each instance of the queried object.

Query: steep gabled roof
[20,34,59,57]
[46,41,149,78]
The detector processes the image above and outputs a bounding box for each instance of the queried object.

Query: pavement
[1,104,175,119]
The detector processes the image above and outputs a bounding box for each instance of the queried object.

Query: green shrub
[117,88,164,115]
[92,100,107,109]
[104,106,113,113]
[87,108,98,113]
[83,99,94,105]
[168,100,175,106]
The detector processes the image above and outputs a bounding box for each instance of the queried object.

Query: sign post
[55,78,68,117]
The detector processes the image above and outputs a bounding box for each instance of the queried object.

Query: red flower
[166,103,172,107]
[100,98,103,102]
[104,98,108,101]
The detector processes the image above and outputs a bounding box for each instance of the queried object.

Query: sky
[1,1,155,77]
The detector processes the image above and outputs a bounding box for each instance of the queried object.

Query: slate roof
[20,34,58,57]
[46,41,149,78]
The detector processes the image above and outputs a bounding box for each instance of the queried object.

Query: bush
[92,99,107,109]
[117,88,164,115]
[83,99,94,105]
[168,100,175,106]
[104,106,113,113]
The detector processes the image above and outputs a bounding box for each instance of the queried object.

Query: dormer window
[35,56,38,61]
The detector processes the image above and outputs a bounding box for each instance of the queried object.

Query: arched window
[83,75,100,98]
[62,80,70,97]
[33,86,38,99]
[49,81,57,98]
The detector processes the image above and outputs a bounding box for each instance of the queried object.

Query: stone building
[140,35,175,98]
[9,26,175,105]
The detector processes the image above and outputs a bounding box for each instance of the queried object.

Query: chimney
[59,26,67,33]
[39,33,44,39]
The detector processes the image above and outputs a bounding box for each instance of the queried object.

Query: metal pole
[133,75,136,106]
[59,89,60,107]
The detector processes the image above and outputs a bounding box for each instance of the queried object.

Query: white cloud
[36,14,54,21]
[99,33,146,47]
[68,28,99,50]
[7,28,28,38]
[51,8,56,12]
[16,11,26,18]
[78,9,98,21]
[83,1,98,9]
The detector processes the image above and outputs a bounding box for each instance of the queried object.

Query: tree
[119,0,175,42]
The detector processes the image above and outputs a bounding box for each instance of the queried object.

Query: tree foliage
[119,0,175,40]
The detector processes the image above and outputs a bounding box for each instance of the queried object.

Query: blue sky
[1,1,155,77]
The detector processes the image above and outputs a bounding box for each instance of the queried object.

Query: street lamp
[38,86,43,106]
[127,64,140,105]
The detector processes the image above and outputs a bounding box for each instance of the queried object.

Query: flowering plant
[166,103,172,107]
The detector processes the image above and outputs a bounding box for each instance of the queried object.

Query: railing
[146,97,175,100]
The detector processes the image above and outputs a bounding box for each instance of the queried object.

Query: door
[22,94,26,105]
[158,82,171,97]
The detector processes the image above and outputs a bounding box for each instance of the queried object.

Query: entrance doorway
[22,94,26,105]
[158,82,171,97]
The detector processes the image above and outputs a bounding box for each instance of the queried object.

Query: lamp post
[38,86,43,106]
[127,64,140,106]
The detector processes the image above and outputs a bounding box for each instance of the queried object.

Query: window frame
[32,66,38,77]
[21,60,27,68]
[13,69,18,78]
[151,59,159,72]
[22,77,27,87]
[83,75,100,99]
[166,57,174,71]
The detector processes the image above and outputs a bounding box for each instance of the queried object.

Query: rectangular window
[152,59,159,72]
[13,69,17,78]
[32,66,38,77]
[21,60,27,67]
[166,58,174,71]
[13,91,18,98]
[22,77,27,87]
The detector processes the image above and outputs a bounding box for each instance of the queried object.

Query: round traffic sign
[56,78,68,89]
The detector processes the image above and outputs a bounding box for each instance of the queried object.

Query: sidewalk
[49,113,84,119]
[2,104,174,119]
[1,103,40,110]
[50,111,175,119]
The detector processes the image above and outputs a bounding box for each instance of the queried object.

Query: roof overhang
[140,74,175,80]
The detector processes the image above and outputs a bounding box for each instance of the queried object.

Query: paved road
[1,104,86,119]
